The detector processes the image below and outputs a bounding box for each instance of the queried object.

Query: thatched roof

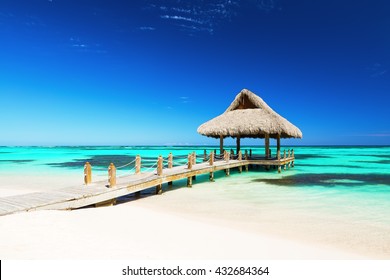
[197,89,303,139]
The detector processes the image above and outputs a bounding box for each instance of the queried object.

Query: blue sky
[0,0,389,146]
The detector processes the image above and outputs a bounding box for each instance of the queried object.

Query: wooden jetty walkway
[0,149,295,217]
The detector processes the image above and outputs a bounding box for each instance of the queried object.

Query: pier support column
[156,184,162,195]
[278,166,281,173]
[236,136,241,154]
[187,176,193,188]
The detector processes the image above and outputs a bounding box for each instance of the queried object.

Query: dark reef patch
[293,154,332,160]
[253,173,390,187]
[47,155,136,169]
[297,163,364,169]
[0,159,35,164]
[46,155,164,169]
[354,159,390,165]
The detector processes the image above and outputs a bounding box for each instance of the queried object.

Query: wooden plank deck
[0,157,295,217]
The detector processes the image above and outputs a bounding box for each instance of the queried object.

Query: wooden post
[278,165,282,173]
[168,153,173,168]
[135,155,141,174]
[108,163,116,187]
[244,150,249,172]
[292,149,295,167]
[287,149,291,168]
[230,149,234,159]
[283,150,286,159]
[156,156,163,194]
[192,151,196,180]
[220,135,224,155]
[225,151,230,176]
[187,154,193,169]
[84,162,92,185]
[209,151,214,166]
[192,151,196,165]
[236,136,241,154]
[277,134,281,160]
[168,153,173,186]
[187,153,193,186]
[157,155,163,176]
[203,150,207,162]
[209,151,214,181]
[96,163,116,207]
[265,134,270,159]
[238,150,242,173]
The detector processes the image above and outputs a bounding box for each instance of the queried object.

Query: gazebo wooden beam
[220,135,224,155]
[236,136,241,154]
[277,134,281,159]
[265,134,270,159]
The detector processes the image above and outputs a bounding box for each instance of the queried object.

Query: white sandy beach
[1,171,387,260]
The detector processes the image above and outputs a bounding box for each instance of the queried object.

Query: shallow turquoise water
[1,145,389,197]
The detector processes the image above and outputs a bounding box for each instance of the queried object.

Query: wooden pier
[0,150,295,217]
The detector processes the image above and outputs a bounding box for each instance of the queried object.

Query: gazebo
[197,89,302,158]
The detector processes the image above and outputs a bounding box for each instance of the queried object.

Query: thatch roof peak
[224,88,277,114]
[197,88,303,139]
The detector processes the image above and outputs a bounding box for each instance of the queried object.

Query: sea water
[1,146,390,256]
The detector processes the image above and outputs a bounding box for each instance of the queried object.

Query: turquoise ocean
[1,145,390,256]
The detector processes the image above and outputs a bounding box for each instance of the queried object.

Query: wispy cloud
[69,37,107,54]
[364,133,390,137]
[179,96,190,103]
[161,15,204,25]
[368,63,387,78]
[139,26,156,31]
[147,0,280,35]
